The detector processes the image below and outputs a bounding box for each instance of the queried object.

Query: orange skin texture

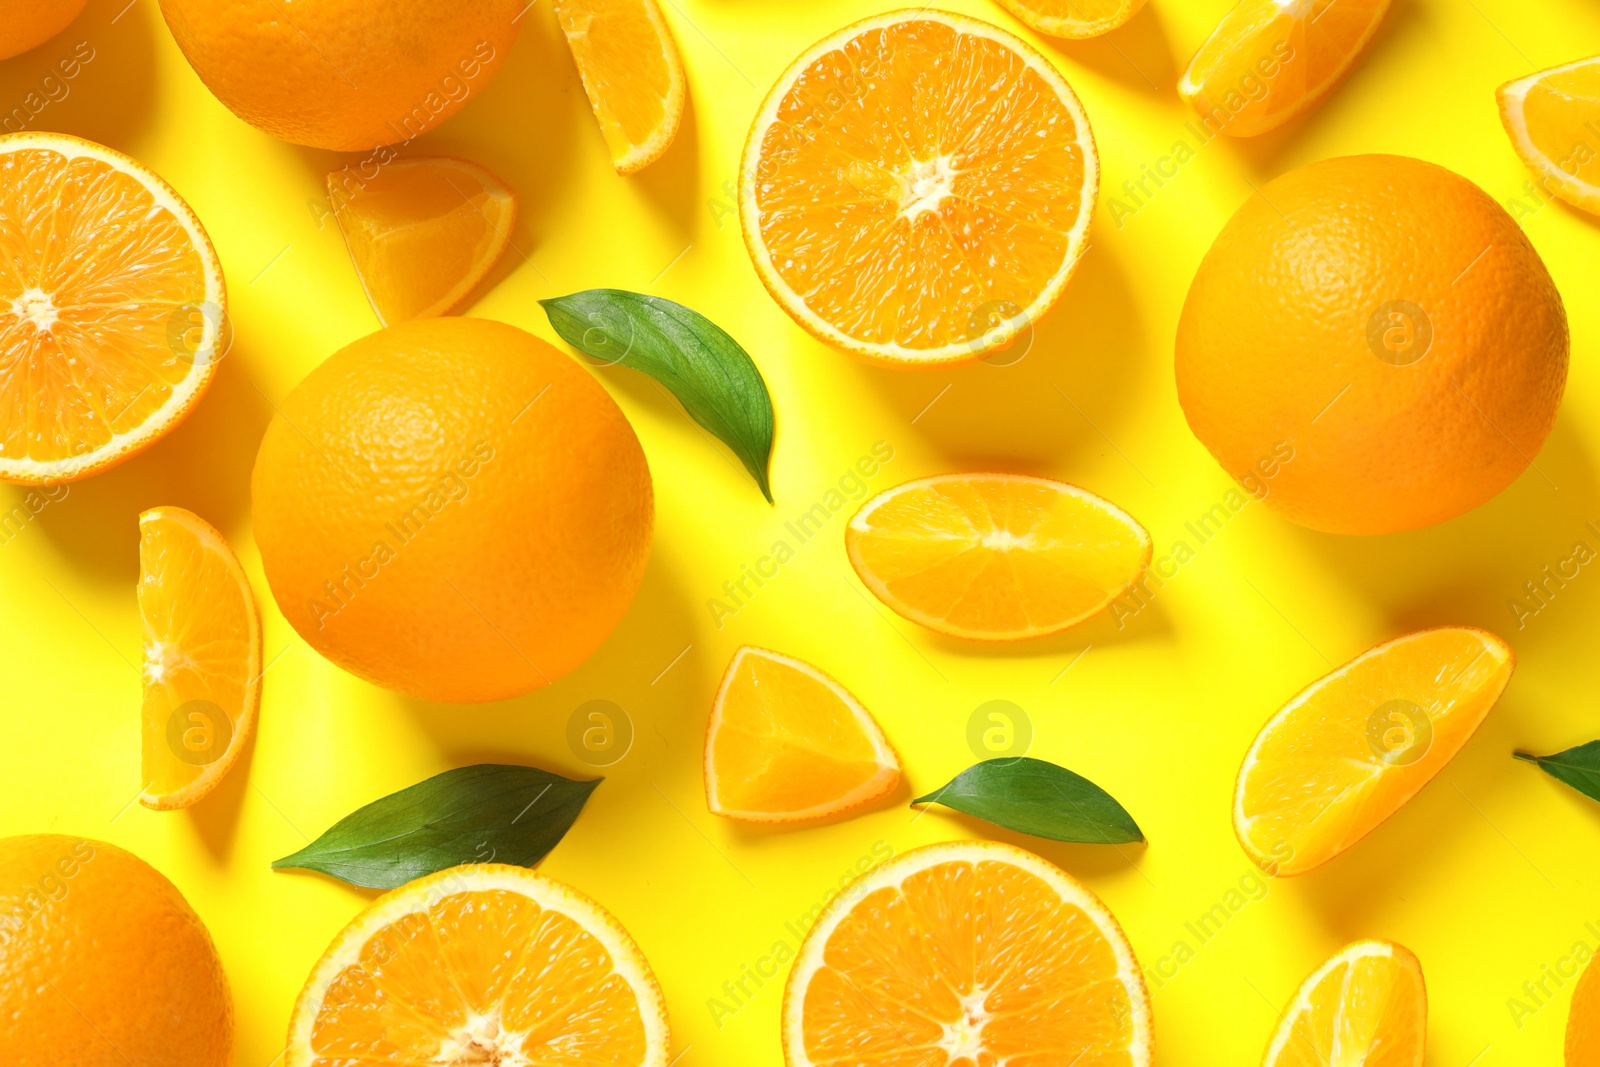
[1177,154,1568,536]
[0,0,87,59]
[156,0,522,151]
[1571,952,1600,1066]
[0,835,232,1067]
[251,317,653,704]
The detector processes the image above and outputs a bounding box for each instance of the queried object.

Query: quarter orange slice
[1178,0,1391,138]
[740,10,1098,365]
[1568,951,1600,1066]
[1234,627,1514,877]
[328,157,516,326]
[286,864,670,1067]
[784,840,1151,1067]
[1499,55,1600,217]
[1262,941,1425,1067]
[992,0,1145,39]
[846,473,1151,640]
[555,0,686,174]
[706,646,899,822]
[0,133,225,484]
[138,506,261,810]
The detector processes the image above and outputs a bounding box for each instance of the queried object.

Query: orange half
[555,0,687,174]
[991,0,1146,40]
[1262,941,1426,1067]
[1499,55,1600,217]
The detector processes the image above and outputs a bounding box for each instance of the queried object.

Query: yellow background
[2,0,1599,1061]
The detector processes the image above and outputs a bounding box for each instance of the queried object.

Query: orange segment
[555,0,686,174]
[138,506,261,810]
[740,10,1097,365]
[706,646,899,822]
[1178,0,1391,138]
[287,864,670,1067]
[1568,951,1600,1066]
[328,158,516,326]
[1234,627,1514,877]
[0,133,225,484]
[784,840,1151,1067]
[991,0,1145,40]
[1262,941,1425,1067]
[1499,55,1600,217]
[846,473,1151,640]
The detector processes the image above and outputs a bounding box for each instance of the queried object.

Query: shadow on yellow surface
[0,0,156,150]
[1038,1,1178,99]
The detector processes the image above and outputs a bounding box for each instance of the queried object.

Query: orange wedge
[992,0,1145,39]
[555,0,686,174]
[0,132,226,484]
[328,158,515,326]
[1569,951,1600,1066]
[1234,627,1514,877]
[1178,0,1391,138]
[784,840,1151,1067]
[846,473,1151,640]
[138,506,261,810]
[1262,941,1425,1067]
[1499,55,1600,217]
[740,10,1098,366]
[286,864,670,1067]
[706,646,899,822]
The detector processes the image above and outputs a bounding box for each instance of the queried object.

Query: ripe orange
[990,0,1145,40]
[705,646,900,822]
[1177,155,1567,535]
[846,473,1151,640]
[0,834,232,1067]
[0,133,225,485]
[1262,941,1425,1067]
[1570,951,1600,1066]
[740,10,1097,365]
[1499,55,1600,217]
[784,840,1151,1067]
[0,0,88,59]
[250,317,652,703]
[287,864,670,1066]
[156,0,522,151]
[1234,627,1514,877]
[555,0,686,174]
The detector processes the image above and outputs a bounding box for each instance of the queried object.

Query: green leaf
[272,764,600,889]
[540,289,775,502]
[911,757,1143,844]
[1514,741,1600,803]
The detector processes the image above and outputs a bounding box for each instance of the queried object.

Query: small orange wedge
[555,0,686,174]
[328,157,515,326]
[706,646,899,822]
[1499,55,1600,217]
[138,506,261,810]
[1262,941,1425,1067]
[1234,627,1514,877]
[1569,951,1600,1065]
[846,473,1151,641]
[991,0,1145,39]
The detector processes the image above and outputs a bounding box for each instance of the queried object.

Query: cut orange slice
[138,506,261,810]
[286,864,670,1067]
[740,10,1097,366]
[328,157,516,326]
[1569,951,1600,1066]
[846,473,1151,640]
[555,0,686,174]
[1262,941,1425,1067]
[1178,0,1392,138]
[784,840,1151,1067]
[1499,55,1600,217]
[1234,627,1514,877]
[0,133,226,484]
[991,0,1145,39]
[706,646,899,822]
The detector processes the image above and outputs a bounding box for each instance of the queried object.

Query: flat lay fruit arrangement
[1,0,1599,1064]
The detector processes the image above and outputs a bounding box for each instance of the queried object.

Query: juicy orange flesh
[0,148,208,464]
[753,19,1089,350]
[803,859,1137,1065]
[1270,953,1424,1067]
[557,0,676,161]
[309,889,648,1064]
[1011,0,1135,32]
[1519,62,1600,187]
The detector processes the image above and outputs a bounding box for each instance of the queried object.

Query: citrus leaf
[272,764,600,889]
[540,289,775,501]
[911,757,1143,844]
[1515,741,1600,803]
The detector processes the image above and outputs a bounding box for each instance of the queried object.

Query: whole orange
[155,0,521,151]
[251,317,653,704]
[1176,154,1568,535]
[0,835,232,1067]
[0,0,87,59]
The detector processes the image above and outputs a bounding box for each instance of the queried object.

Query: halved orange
[1262,941,1425,1067]
[138,506,261,810]
[555,0,686,174]
[1234,627,1514,877]
[992,0,1145,39]
[1499,55,1600,217]
[740,10,1098,366]
[706,645,899,822]
[328,157,516,326]
[1569,950,1600,1066]
[784,840,1151,1067]
[286,864,670,1067]
[846,473,1151,640]
[1178,0,1392,138]
[0,133,226,484]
